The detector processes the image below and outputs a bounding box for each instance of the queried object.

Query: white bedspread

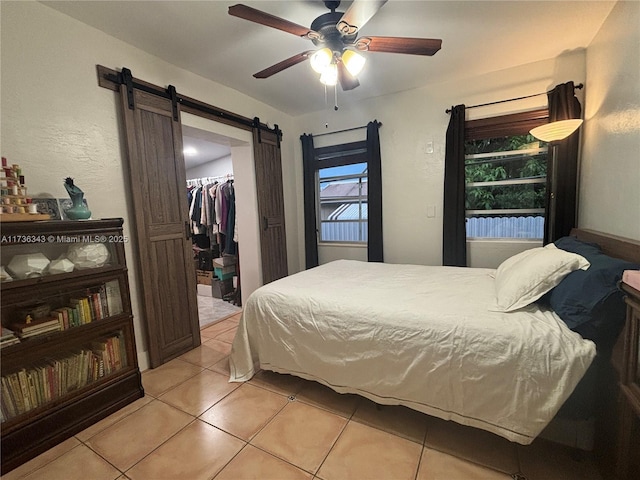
[229,260,596,444]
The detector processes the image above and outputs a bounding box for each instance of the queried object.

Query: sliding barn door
[253,128,288,284]
[119,87,200,368]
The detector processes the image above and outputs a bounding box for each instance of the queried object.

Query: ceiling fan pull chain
[324,84,329,128]
[334,84,339,111]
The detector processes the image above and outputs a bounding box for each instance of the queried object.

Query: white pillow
[493,246,590,312]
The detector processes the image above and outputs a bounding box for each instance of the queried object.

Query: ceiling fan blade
[338,62,360,91]
[229,4,315,38]
[356,36,442,56]
[253,51,313,79]
[337,0,388,35]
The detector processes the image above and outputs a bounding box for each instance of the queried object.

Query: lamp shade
[342,50,366,76]
[530,119,583,142]
[320,63,338,86]
[310,48,333,74]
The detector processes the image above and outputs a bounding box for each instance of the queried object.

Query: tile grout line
[312,412,353,478]
[206,435,250,480]
[196,383,290,445]
[413,422,430,480]
[119,416,199,477]
[241,399,320,476]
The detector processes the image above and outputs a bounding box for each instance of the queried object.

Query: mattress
[229,259,596,444]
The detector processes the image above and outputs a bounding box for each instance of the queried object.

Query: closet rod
[312,123,379,138]
[445,83,583,114]
[186,174,233,185]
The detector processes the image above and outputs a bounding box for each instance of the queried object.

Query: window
[465,136,547,239]
[464,109,549,240]
[318,163,368,243]
[302,121,383,267]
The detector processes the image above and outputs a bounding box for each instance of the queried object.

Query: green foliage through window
[465,134,547,211]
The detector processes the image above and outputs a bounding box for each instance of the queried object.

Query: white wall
[292,52,586,269]
[580,1,640,240]
[0,1,296,370]
[185,155,233,181]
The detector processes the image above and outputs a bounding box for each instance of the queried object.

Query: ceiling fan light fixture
[342,50,366,76]
[310,47,333,74]
[320,63,338,86]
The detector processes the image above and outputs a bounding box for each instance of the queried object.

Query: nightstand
[617,281,640,479]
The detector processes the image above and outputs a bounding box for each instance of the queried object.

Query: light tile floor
[197,291,241,330]
[2,312,605,480]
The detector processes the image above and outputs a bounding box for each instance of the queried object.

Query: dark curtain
[301,133,319,269]
[366,120,384,262]
[443,105,467,266]
[546,81,582,243]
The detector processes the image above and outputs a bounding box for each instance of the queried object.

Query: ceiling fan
[228,0,442,91]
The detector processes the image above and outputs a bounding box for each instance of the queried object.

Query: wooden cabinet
[617,281,640,479]
[0,218,144,474]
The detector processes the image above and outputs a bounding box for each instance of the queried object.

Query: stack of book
[0,333,127,420]
[1,327,20,348]
[49,279,123,331]
[10,317,61,340]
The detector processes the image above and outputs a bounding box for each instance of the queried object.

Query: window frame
[317,167,368,245]
[313,141,369,246]
[464,108,549,241]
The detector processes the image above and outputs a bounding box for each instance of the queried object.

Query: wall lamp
[530,118,583,242]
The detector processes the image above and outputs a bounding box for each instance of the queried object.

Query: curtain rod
[445,83,583,114]
[311,124,377,138]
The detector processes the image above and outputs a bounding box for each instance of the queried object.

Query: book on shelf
[1,376,17,418]
[0,332,127,422]
[70,297,90,325]
[5,372,25,416]
[9,317,61,340]
[52,308,69,330]
[16,369,31,412]
[99,283,110,318]
[15,324,61,339]
[89,292,103,321]
[104,279,123,316]
[10,316,60,334]
[1,327,20,348]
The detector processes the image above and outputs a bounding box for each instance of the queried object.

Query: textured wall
[0,1,294,369]
[580,1,640,240]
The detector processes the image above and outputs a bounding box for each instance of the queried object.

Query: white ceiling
[182,125,231,169]
[42,1,615,117]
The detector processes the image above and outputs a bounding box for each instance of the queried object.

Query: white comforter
[229,260,596,444]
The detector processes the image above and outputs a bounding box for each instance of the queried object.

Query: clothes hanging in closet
[186,178,237,255]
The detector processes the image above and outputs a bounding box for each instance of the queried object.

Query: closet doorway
[182,113,263,330]
[101,65,286,368]
[184,126,241,329]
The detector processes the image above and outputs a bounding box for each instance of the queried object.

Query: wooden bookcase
[0,218,144,474]
[617,281,640,479]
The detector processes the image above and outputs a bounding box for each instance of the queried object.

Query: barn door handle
[185,221,191,240]
[263,216,268,231]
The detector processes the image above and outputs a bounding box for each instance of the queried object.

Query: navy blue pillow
[549,236,640,348]
[553,236,602,257]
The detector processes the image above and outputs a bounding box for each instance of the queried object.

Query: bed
[229,229,640,446]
